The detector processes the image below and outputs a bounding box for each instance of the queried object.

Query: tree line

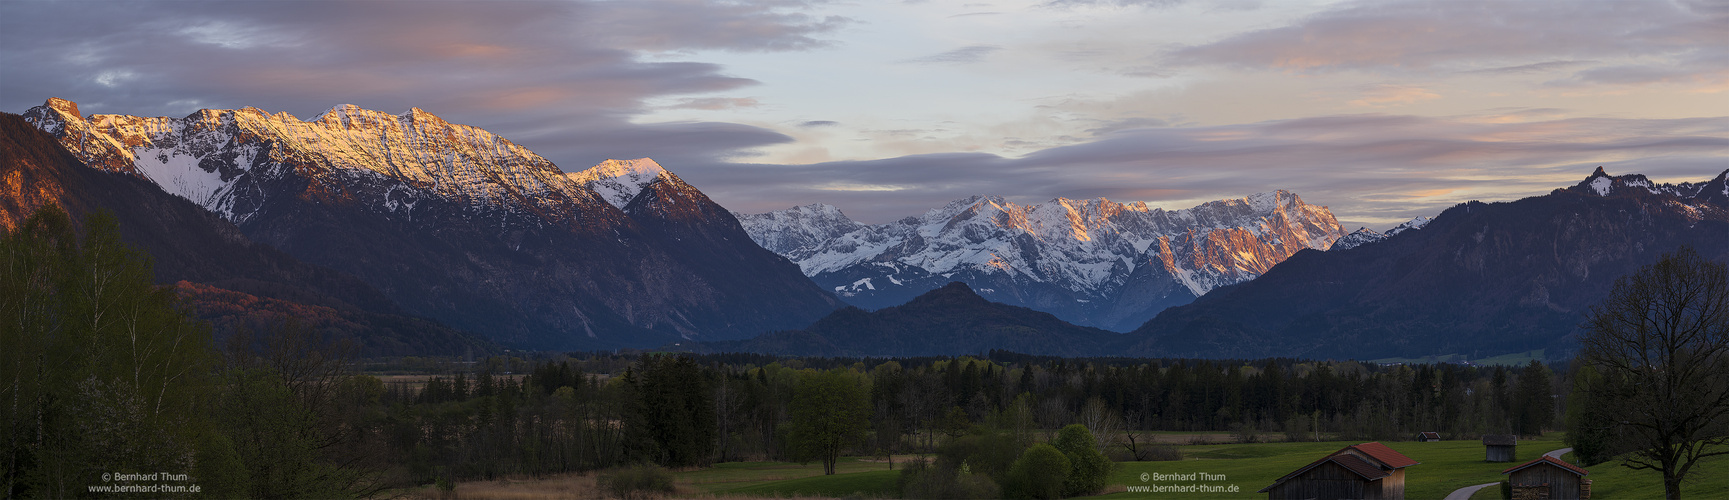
[43,204,1729,499]
[357,347,1565,490]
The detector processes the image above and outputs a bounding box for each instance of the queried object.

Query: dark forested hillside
[1125,168,1729,360]
[697,282,1122,357]
[22,100,843,351]
[1,112,489,356]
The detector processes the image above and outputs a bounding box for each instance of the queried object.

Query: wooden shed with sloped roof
[1503,455,1592,500]
[1483,434,1517,462]
[1260,442,1420,500]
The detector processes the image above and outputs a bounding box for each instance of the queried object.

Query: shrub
[598,464,676,500]
[1230,422,1261,444]
[434,475,455,500]
[1005,444,1070,499]
[936,430,1026,484]
[1052,424,1113,497]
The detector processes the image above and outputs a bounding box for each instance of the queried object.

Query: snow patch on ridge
[569,158,668,209]
[1329,215,1433,251]
[1590,176,1613,196]
[132,146,231,212]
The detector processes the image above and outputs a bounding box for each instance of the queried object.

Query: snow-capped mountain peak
[740,190,1349,330]
[1329,215,1433,251]
[1571,166,1729,202]
[569,158,669,209]
[735,203,863,258]
[1386,215,1433,236]
[21,98,617,225]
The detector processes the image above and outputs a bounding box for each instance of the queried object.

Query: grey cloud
[692,114,1729,228]
[0,0,833,168]
[1170,0,1725,85]
[1044,0,1189,7]
[519,120,797,171]
[585,1,849,53]
[902,45,1002,65]
[1460,60,1595,75]
[1557,49,1729,87]
[799,120,840,127]
[664,97,762,110]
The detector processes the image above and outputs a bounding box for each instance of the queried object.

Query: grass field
[1369,349,1546,367]
[695,435,1577,499]
[680,456,898,493]
[1095,434,1567,499]
[1369,353,1470,365]
[409,432,1727,499]
[1566,449,1729,499]
[708,469,899,498]
[1472,350,1546,367]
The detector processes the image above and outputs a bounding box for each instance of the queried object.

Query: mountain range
[1124,167,1729,360]
[737,191,1349,331]
[17,98,840,351]
[697,168,1728,360]
[9,96,1724,361]
[1,111,490,356]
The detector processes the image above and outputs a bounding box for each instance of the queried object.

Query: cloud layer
[3,0,1723,231]
[1171,0,1728,92]
[693,112,1729,227]
[0,0,839,167]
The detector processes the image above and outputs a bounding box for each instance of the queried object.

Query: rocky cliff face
[21,99,840,349]
[738,191,1347,331]
[1126,167,1729,360]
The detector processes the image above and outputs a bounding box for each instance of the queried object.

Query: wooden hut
[1417,432,1441,442]
[1503,455,1591,499]
[1483,434,1517,462]
[1260,442,1420,500]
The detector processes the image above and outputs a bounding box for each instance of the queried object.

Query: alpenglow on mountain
[1126,167,1729,360]
[21,98,840,350]
[737,191,1348,331]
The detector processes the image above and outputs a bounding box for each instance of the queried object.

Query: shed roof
[1502,455,1590,477]
[1257,453,1390,492]
[1348,442,1420,469]
[1420,432,1441,439]
[1483,434,1517,446]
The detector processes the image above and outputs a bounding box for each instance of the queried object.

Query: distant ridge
[1125,167,1729,360]
[695,282,1120,357]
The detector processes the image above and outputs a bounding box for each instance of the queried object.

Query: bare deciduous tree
[1579,247,1729,500]
[1078,397,1121,450]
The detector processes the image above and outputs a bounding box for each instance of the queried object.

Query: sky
[2,0,1726,230]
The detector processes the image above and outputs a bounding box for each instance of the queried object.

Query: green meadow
[1369,349,1546,367]
[1097,434,1566,499]
[682,432,1729,499]
[1552,451,1729,500]
[683,457,900,497]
